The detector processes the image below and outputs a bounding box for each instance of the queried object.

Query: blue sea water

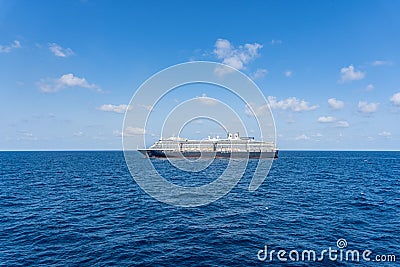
[0,151,399,266]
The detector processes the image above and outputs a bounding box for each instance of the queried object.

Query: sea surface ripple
[0,151,399,266]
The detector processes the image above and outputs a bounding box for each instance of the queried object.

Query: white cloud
[214,65,236,76]
[37,73,100,93]
[124,127,145,136]
[358,101,378,114]
[365,84,374,91]
[270,39,282,45]
[372,60,392,66]
[193,119,204,125]
[140,105,153,111]
[378,131,392,138]
[196,93,218,105]
[284,70,292,77]
[251,68,268,79]
[268,96,319,112]
[0,40,21,53]
[244,103,269,116]
[336,120,350,128]
[317,116,337,123]
[214,39,232,59]
[97,104,132,114]
[390,92,400,106]
[213,38,262,75]
[295,134,310,140]
[339,65,365,82]
[113,130,122,137]
[73,131,83,137]
[328,98,344,110]
[48,43,74,57]
[18,131,38,141]
[59,73,92,87]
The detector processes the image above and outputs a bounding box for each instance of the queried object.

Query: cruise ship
[138,132,278,159]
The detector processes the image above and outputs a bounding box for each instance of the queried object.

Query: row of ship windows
[152,144,273,150]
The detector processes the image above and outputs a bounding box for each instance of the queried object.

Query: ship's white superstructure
[139,132,278,159]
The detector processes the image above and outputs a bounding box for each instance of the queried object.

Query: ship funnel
[227,132,232,139]
[234,132,239,139]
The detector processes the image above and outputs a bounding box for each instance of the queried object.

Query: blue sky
[1,0,400,150]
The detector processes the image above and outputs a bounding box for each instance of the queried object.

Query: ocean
[0,151,399,266]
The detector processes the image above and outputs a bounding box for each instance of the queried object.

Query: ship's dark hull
[138,149,278,159]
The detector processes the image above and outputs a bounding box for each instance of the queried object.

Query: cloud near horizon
[124,126,145,136]
[97,104,132,114]
[378,131,392,137]
[295,134,310,140]
[268,96,319,112]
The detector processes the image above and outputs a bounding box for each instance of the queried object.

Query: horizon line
[1,149,400,152]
